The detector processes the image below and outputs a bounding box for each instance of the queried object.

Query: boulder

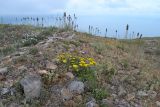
[20,74,41,99]
[68,81,84,94]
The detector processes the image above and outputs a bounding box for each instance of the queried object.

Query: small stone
[68,81,84,94]
[111,94,117,98]
[86,100,99,107]
[4,79,14,87]
[0,67,8,75]
[115,99,130,107]
[118,85,127,97]
[127,93,135,101]
[38,70,48,75]
[20,74,41,99]
[1,88,10,95]
[156,101,160,107]
[137,91,148,97]
[65,72,74,80]
[61,88,73,101]
[148,90,157,99]
[118,70,125,74]
[46,62,57,70]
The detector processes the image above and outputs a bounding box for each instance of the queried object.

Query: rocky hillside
[0,24,160,107]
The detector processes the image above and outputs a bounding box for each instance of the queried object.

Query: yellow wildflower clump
[57,53,96,72]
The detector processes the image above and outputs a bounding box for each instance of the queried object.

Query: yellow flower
[73,65,79,71]
[79,63,83,66]
[88,58,93,61]
[62,59,67,63]
[73,64,78,68]
[80,60,85,64]
[72,57,76,60]
[80,58,85,61]
[84,64,89,67]
[93,61,96,65]
[90,62,94,65]
[90,61,96,65]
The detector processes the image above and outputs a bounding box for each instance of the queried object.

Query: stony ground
[0,24,160,107]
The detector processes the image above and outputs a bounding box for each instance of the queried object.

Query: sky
[0,0,160,16]
[0,0,160,37]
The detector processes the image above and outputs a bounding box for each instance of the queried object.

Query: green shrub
[92,88,108,101]
[22,37,38,47]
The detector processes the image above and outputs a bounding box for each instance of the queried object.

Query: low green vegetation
[91,42,106,54]
[57,52,96,80]
[29,47,39,55]
[0,45,16,57]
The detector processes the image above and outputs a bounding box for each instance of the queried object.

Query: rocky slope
[0,24,160,107]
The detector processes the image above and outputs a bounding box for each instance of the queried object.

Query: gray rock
[156,101,160,107]
[68,81,84,94]
[115,99,131,107]
[137,91,148,97]
[0,67,8,75]
[148,90,157,99]
[118,85,127,96]
[86,99,98,107]
[20,74,41,99]
[1,88,10,95]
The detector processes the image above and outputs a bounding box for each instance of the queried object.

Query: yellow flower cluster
[57,53,71,63]
[57,53,96,72]
[79,57,96,67]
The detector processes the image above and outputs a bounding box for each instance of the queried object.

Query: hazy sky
[0,0,160,16]
[0,0,160,36]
